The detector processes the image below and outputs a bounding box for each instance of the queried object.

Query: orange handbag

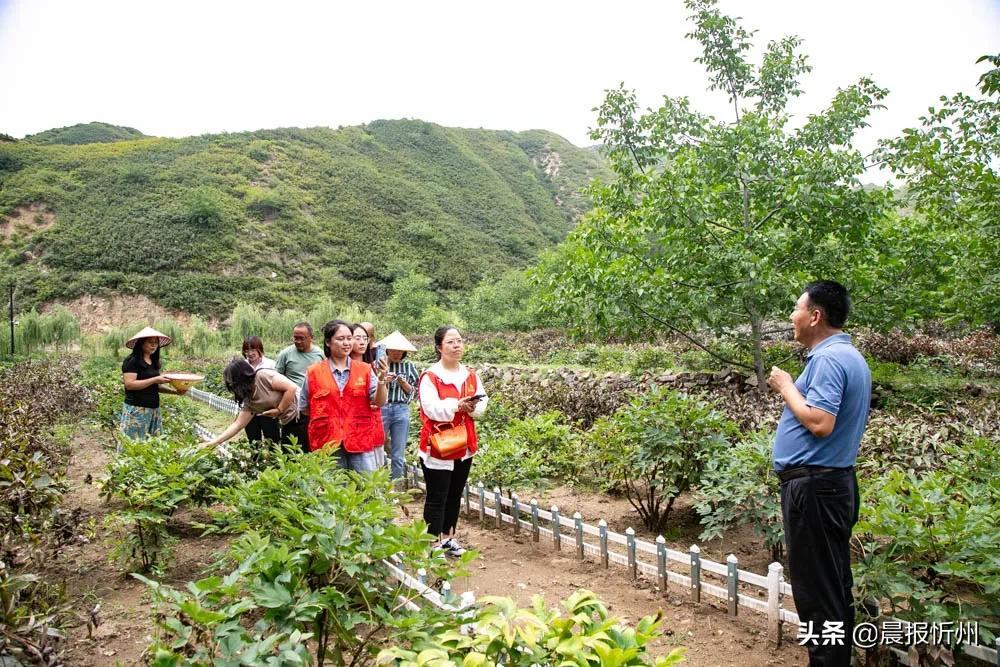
[429,416,468,460]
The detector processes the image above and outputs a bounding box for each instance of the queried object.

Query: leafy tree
[383,271,451,334]
[459,269,557,332]
[538,0,891,387]
[879,54,1000,327]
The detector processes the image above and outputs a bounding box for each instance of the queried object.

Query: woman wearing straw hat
[120,326,183,440]
[378,330,420,480]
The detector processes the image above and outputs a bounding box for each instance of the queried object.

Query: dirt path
[46,425,228,666]
[446,513,805,666]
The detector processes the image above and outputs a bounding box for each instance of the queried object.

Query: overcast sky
[1,0,998,160]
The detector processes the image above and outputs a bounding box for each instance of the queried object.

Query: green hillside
[0,121,608,315]
[23,122,147,145]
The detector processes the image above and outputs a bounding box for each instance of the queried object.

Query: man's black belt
[776,465,853,483]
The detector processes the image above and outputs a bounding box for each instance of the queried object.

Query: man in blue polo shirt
[768,280,871,667]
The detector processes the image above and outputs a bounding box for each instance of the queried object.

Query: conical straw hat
[125,326,173,349]
[377,330,417,352]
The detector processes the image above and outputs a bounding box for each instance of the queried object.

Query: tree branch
[752,204,784,232]
[626,299,754,369]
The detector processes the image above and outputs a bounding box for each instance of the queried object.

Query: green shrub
[380,589,686,666]
[0,359,92,663]
[588,388,737,532]
[693,430,783,561]
[143,452,463,665]
[854,436,1000,645]
[101,435,214,575]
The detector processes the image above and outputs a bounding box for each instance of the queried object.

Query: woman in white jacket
[417,326,487,557]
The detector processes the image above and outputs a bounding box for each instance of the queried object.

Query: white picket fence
[188,387,998,664]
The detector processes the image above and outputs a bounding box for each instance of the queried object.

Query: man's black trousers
[781,468,860,667]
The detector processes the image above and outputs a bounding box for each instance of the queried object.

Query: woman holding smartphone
[418,326,487,557]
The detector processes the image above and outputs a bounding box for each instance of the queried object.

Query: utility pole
[8,283,13,356]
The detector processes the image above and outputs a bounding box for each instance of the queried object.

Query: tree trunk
[750,313,766,395]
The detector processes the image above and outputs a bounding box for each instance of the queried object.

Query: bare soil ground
[40,295,202,334]
[46,427,804,665]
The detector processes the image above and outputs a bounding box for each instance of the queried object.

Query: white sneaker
[440,537,466,557]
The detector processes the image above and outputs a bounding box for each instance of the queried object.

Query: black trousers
[421,457,472,537]
[282,414,310,453]
[781,468,860,667]
[244,414,281,444]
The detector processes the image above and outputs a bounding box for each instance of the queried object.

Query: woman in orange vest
[298,319,388,472]
[418,326,488,556]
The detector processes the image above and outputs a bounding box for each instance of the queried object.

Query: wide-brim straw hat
[125,326,173,349]
[377,330,417,352]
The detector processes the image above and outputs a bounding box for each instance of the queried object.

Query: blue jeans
[381,402,411,480]
[334,447,377,473]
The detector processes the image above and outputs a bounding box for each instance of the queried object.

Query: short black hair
[293,322,313,336]
[242,335,264,356]
[804,280,850,329]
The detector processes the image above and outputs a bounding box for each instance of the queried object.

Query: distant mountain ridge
[24,122,147,145]
[0,120,609,315]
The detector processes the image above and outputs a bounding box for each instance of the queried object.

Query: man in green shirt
[274,322,324,451]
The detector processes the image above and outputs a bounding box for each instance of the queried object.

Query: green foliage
[383,271,453,335]
[459,269,557,332]
[854,436,1000,644]
[141,451,465,665]
[23,121,146,145]
[588,388,737,531]
[379,589,686,666]
[0,121,607,316]
[879,54,1000,326]
[101,435,216,575]
[693,430,783,560]
[536,0,891,385]
[471,411,580,494]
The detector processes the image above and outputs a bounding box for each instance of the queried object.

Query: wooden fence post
[493,487,502,528]
[727,554,739,617]
[477,482,486,523]
[626,528,637,580]
[574,512,584,560]
[656,535,667,593]
[417,568,427,585]
[551,506,561,551]
[530,499,539,542]
[463,483,470,517]
[599,519,609,568]
[511,494,520,535]
[690,545,701,603]
[767,561,783,646]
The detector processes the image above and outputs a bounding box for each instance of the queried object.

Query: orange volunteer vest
[418,369,480,459]
[306,359,376,454]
